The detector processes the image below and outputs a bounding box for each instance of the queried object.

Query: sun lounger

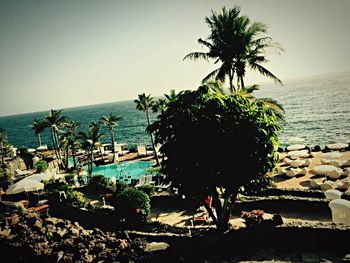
[329,199,350,225]
[135,175,146,188]
[28,204,49,216]
[324,189,342,200]
[156,182,172,191]
[15,169,32,177]
[18,199,29,208]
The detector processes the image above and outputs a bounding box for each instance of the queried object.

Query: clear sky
[1,0,349,117]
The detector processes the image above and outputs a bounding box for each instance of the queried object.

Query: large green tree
[100,113,122,162]
[148,86,282,231]
[134,93,160,166]
[184,6,283,92]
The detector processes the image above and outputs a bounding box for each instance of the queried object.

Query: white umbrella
[6,179,44,195]
[23,173,53,182]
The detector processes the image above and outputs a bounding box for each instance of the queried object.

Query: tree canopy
[148,86,282,230]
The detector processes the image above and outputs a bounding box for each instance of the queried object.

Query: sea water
[0,72,349,149]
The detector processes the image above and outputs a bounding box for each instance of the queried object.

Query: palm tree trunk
[146,110,160,166]
[111,130,115,162]
[228,69,236,93]
[71,144,77,169]
[37,133,42,147]
[240,77,245,90]
[53,130,65,169]
[50,129,60,163]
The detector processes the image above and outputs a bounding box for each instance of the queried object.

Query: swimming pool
[91,161,154,183]
[68,158,154,183]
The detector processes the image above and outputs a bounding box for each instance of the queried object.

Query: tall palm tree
[60,121,80,170]
[164,89,183,104]
[0,130,11,165]
[134,93,160,166]
[183,6,283,92]
[152,98,167,115]
[44,109,67,169]
[28,119,46,147]
[100,113,122,162]
[79,123,103,178]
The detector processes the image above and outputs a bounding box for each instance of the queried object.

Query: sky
[0,0,349,117]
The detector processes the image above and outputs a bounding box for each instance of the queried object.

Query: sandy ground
[269,150,350,189]
[149,150,350,228]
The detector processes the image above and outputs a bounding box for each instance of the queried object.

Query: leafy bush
[240,175,273,195]
[115,181,128,194]
[0,168,11,189]
[64,174,74,184]
[90,174,113,193]
[34,160,48,173]
[241,209,264,227]
[113,189,150,226]
[67,191,87,207]
[137,185,155,196]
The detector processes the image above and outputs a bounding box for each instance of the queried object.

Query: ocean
[0,72,349,149]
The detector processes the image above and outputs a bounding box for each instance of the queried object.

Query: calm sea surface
[0,72,349,149]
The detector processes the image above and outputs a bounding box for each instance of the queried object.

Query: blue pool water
[77,160,154,184]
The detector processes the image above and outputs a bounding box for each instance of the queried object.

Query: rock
[0,228,11,238]
[45,217,62,225]
[70,227,80,236]
[56,228,67,237]
[342,254,350,262]
[118,239,129,250]
[73,221,80,228]
[81,253,94,262]
[7,214,20,226]
[34,219,43,229]
[144,242,170,252]
[302,253,319,262]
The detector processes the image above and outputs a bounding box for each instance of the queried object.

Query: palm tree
[183,6,283,92]
[164,89,183,104]
[204,80,285,120]
[100,113,122,162]
[152,98,167,115]
[0,130,11,165]
[60,121,80,170]
[28,119,46,147]
[134,93,160,166]
[79,123,103,178]
[44,109,67,169]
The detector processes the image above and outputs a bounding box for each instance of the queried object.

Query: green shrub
[115,181,128,194]
[137,185,155,196]
[67,191,87,207]
[64,174,74,184]
[114,189,150,226]
[90,174,113,193]
[240,175,273,195]
[34,160,48,173]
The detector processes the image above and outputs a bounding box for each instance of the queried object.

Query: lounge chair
[28,204,49,216]
[329,199,350,225]
[137,145,147,157]
[324,189,342,200]
[18,199,29,208]
[156,181,172,191]
[144,174,155,186]
[193,196,213,225]
[15,169,32,177]
[135,175,146,188]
